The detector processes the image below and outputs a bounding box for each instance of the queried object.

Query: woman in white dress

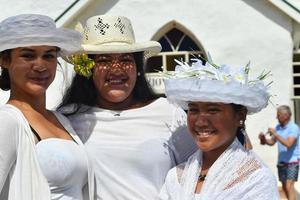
[58,15,197,200]
[0,14,94,200]
[159,58,280,199]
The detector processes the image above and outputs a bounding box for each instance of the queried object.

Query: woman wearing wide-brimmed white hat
[159,58,279,199]
[0,14,94,200]
[58,15,197,199]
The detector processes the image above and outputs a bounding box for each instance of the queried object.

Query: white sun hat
[163,57,271,114]
[75,15,161,56]
[0,14,82,56]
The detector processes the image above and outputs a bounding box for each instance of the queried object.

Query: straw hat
[0,14,82,56]
[75,15,161,56]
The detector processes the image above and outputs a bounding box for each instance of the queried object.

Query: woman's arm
[0,110,18,192]
[241,167,279,200]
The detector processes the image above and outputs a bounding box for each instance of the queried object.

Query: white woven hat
[75,15,161,55]
[163,58,271,114]
[0,14,82,56]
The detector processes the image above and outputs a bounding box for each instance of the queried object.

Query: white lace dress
[159,139,279,200]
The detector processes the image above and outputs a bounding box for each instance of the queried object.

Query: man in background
[259,105,300,200]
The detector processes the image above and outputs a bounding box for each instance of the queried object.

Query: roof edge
[268,0,300,24]
[55,0,93,27]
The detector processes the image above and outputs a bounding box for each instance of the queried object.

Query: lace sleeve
[241,167,279,200]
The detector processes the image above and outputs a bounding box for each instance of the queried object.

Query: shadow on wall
[241,0,292,32]
[64,0,120,29]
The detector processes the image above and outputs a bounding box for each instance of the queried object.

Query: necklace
[198,174,206,182]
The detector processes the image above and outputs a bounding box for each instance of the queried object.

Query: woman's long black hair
[0,50,11,91]
[232,104,247,145]
[58,52,160,115]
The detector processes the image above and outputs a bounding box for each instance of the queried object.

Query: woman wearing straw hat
[58,15,197,199]
[159,58,279,199]
[0,14,94,200]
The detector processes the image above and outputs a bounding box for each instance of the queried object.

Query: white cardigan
[159,139,279,200]
[0,104,94,200]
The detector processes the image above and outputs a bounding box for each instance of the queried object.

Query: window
[293,50,300,123]
[145,21,206,94]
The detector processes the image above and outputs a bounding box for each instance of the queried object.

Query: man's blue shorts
[277,162,299,182]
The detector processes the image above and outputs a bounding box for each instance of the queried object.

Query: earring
[239,121,252,150]
[239,120,245,136]
[239,120,244,126]
[137,72,141,76]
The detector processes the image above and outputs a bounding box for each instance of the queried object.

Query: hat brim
[81,41,161,55]
[0,28,82,56]
[164,78,270,114]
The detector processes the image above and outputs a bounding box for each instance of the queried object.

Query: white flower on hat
[161,55,272,114]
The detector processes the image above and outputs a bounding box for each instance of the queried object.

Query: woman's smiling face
[2,45,58,97]
[187,102,244,153]
[92,53,137,104]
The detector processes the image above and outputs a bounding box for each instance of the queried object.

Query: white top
[36,139,88,200]
[159,139,279,200]
[66,97,197,200]
[0,104,94,200]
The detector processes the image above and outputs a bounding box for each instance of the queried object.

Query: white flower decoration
[160,57,271,88]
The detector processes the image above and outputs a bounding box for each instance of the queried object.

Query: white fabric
[65,97,197,200]
[0,104,95,200]
[165,79,269,114]
[159,139,279,200]
[0,14,82,56]
[163,58,270,114]
[36,139,88,200]
[76,15,161,55]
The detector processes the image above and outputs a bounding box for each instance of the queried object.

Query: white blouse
[36,139,88,200]
[0,104,94,200]
[159,139,279,200]
[65,97,197,200]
